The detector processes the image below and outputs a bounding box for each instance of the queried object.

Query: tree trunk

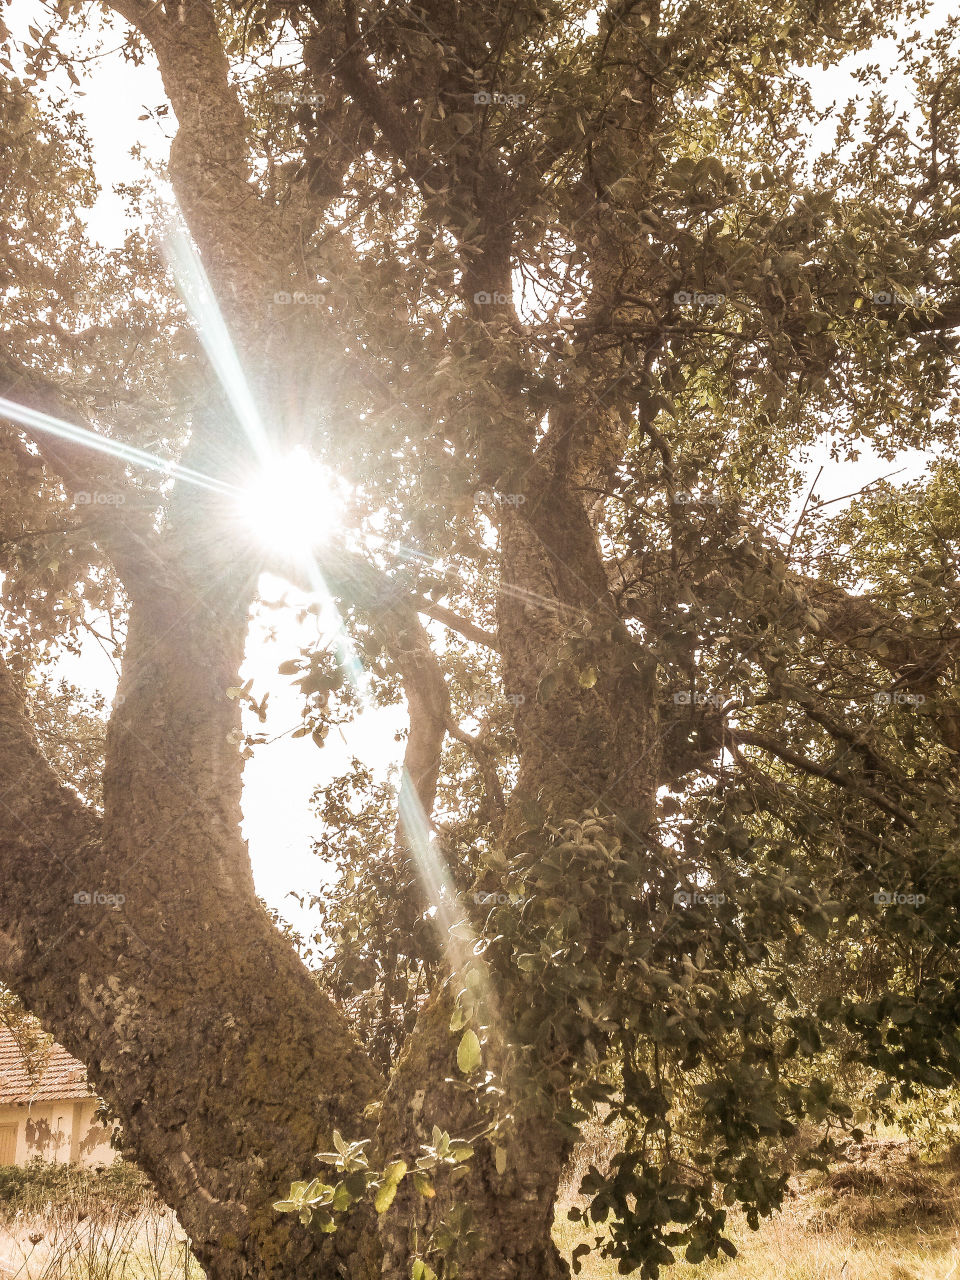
[0,513,384,1280]
[370,456,660,1279]
[375,995,573,1280]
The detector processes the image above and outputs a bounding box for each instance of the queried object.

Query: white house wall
[0,1098,116,1167]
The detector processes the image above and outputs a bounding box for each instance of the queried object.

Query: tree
[3,0,960,1276]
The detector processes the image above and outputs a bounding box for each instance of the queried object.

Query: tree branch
[0,656,101,974]
[103,0,292,317]
[275,547,451,877]
[798,574,960,688]
[446,716,505,822]
[415,597,500,651]
[730,728,917,827]
[0,344,209,623]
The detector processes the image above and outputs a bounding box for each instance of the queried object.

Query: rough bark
[0,498,384,1279]
[375,994,573,1280]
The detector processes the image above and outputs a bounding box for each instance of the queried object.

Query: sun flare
[241,449,341,556]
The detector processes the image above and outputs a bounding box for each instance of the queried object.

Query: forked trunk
[0,527,383,1280]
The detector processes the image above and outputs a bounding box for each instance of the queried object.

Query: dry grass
[0,1208,202,1280]
[556,1138,960,1280]
[0,1168,201,1280]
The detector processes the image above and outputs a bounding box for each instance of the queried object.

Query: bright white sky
[4,0,954,942]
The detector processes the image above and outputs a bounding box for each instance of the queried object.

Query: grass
[0,1160,202,1280]
[555,1138,960,1280]
[0,1162,152,1222]
[3,1143,960,1279]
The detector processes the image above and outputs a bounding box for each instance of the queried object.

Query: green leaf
[373,1158,408,1212]
[578,666,598,689]
[374,1175,403,1214]
[495,1146,507,1175]
[331,1182,354,1212]
[457,1029,482,1074]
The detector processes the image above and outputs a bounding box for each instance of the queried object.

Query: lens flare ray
[163,223,272,466]
[0,395,235,496]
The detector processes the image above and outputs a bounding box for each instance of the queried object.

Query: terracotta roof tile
[0,1026,92,1104]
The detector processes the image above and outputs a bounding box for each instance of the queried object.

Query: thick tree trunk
[498,488,660,820]
[0,515,384,1279]
[370,455,660,1279]
[375,995,572,1280]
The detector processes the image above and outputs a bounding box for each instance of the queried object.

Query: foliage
[5,0,960,1274]
[0,989,54,1095]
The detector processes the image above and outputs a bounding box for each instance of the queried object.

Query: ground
[554,1137,960,1280]
[0,1141,958,1279]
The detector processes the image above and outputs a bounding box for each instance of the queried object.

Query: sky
[4,0,954,942]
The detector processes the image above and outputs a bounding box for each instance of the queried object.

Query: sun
[241,449,341,556]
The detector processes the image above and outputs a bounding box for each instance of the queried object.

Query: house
[0,1026,116,1167]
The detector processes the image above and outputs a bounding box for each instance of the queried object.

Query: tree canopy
[2,0,960,1277]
